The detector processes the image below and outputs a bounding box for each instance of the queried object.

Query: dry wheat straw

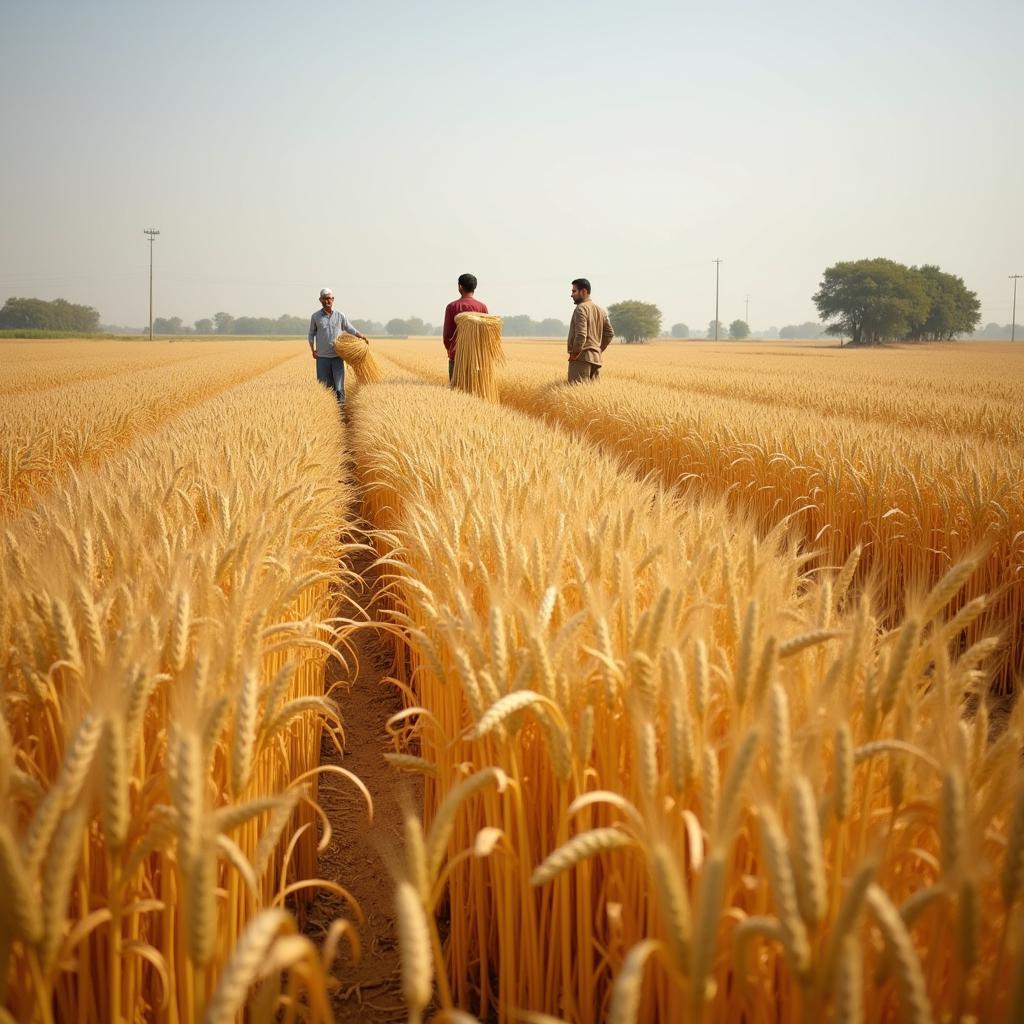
[334,333,384,385]
[451,314,504,401]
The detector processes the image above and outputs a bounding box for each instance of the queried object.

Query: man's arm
[308,315,317,357]
[600,311,614,351]
[442,303,456,354]
[338,311,368,342]
[568,305,586,359]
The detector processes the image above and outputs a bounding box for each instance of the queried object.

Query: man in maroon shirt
[442,273,488,382]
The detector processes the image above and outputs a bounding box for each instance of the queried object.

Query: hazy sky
[1,0,1021,331]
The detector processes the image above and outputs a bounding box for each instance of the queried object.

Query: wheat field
[2,336,1023,1023]
[1,345,364,1023]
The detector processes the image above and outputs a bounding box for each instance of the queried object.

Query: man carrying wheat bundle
[567,277,614,383]
[442,273,488,383]
[308,287,369,407]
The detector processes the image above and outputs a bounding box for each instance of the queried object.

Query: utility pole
[713,258,722,340]
[1011,274,1022,342]
[144,228,160,340]
[745,295,750,327]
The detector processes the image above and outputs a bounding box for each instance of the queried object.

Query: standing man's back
[567,278,614,383]
[443,273,488,382]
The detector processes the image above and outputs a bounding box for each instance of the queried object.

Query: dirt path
[304,493,419,1023]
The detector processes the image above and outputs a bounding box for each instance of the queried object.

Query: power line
[712,259,722,340]
[144,228,160,340]
[1011,274,1022,343]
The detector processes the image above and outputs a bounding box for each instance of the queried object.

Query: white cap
[319,288,334,298]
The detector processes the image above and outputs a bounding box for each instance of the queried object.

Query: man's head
[319,288,334,313]
[571,279,591,305]
[457,273,478,297]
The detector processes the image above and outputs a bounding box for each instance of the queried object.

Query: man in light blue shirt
[308,287,369,407]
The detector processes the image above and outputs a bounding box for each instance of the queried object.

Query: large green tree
[729,319,750,340]
[0,296,100,332]
[213,312,235,334]
[908,265,981,340]
[670,322,689,338]
[608,300,661,343]
[812,258,972,345]
[153,316,184,334]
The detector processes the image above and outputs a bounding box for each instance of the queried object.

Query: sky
[1,0,1021,332]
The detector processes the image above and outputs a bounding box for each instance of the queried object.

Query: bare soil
[304,499,419,1023]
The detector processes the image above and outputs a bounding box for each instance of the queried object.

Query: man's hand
[310,348,316,359]
[359,334,369,343]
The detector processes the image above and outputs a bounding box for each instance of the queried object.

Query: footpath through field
[308,475,419,1024]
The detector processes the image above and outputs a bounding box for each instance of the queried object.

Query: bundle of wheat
[334,332,384,385]
[452,313,505,402]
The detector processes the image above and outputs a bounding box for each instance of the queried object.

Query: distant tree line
[813,259,980,344]
[153,312,312,335]
[0,297,100,332]
[386,317,433,336]
[6,270,996,346]
[698,319,750,340]
[779,321,831,339]
[972,322,1023,339]
[147,312,577,338]
[384,314,576,337]
[499,315,569,337]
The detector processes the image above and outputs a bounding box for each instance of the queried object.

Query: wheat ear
[716,728,759,843]
[940,766,965,878]
[608,939,661,1024]
[865,884,934,1024]
[204,909,292,1023]
[757,806,811,979]
[1002,782,1024,909]
[531,828,635,887]
[832,935,864,1024]
[396,880,433,1017]
[690,849,727,1010]
[649,840,692,971]
[425,767,507,881]
[0,821,42,944]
